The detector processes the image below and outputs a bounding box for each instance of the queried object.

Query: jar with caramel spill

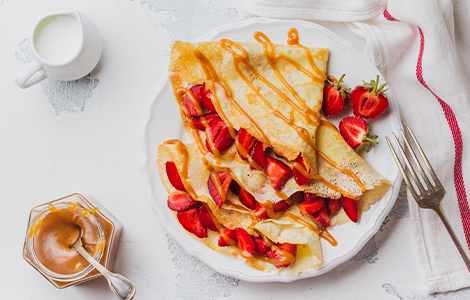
[23,193,123,289]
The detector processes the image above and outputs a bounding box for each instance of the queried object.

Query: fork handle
[435,208,470,272]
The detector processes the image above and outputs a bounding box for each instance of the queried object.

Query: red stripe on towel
[383,8,470,248]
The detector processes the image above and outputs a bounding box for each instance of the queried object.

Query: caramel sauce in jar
[23,194,122,289]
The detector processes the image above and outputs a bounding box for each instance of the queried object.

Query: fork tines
[386,125,443,201]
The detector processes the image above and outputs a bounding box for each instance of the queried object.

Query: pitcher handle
[15,61,47,89]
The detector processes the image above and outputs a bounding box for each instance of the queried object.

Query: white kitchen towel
[240,0,470,294]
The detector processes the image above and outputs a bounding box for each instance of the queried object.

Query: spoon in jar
[70,228,136,300]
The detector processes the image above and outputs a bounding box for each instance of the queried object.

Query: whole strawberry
[339,116,378,152]
[350,75,388,119]
[322,74,351,117]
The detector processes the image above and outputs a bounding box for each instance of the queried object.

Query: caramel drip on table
[163,140,198,199]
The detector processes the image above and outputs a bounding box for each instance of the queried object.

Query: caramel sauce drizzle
[163,139,198,199]
[270,245,296,265]
[220,229,237,246]
[254,254,284,267]
[220,38,319,151]
[286,28,327,82]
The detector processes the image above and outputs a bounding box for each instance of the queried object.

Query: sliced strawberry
[265,156,292,191]
[189,84,204,101]
[250,141,266,169]
[267,243,297,268]
[323,74,351,117]
[326,198,341,215]
[255,203,269,220]
[300,194,323,214]
[350,75,389,119]
[177,207,207,238]
[253,236,271,255]
[199,205,218,232]
[273,200,290,212]
[207,172,232,207]
[165,161,186,192]
[238,188,257,210]
[183,85,203,117]
[229,180,241,195]
[293,155,311,186]
[167,193,197,212]
[201,88,217,113]
[218,227,237,247]
[311,203,330,227]
[341,196,359,223]
[205,116,234,154]
[235,228,255,259]
[237,128,257,160]
[191,113,218,131]
[339,116,378,152]
[289,191,305,203]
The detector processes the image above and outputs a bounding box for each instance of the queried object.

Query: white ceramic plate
[141,18,403,282]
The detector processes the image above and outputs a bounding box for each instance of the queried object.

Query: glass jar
[23,193,123,289]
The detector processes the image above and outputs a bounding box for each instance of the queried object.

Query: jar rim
[24,200,105,281]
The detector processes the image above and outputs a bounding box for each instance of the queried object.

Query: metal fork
[386,125,470,272]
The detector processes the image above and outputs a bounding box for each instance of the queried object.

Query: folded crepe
[168,36,329,178]
[156,121,391,273]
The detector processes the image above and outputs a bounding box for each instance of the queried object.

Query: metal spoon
[70,228,136,300]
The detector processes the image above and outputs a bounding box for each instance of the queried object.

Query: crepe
[168,39,329,177]
[156,119,392,273]
[157,142,324,273]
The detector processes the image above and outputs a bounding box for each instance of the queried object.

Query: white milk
[34,15,82,64]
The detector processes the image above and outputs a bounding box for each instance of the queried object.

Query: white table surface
[1,0,470,299]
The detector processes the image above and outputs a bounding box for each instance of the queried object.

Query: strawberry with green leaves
[322,74,351,117]
[339,116,378,152]
[350,75,389,119]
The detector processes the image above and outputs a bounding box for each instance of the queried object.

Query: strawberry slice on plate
[167,193,197,212]
[238,188,257,210]
[293,154,311,186]
[322,74,351,117]
[218,227,237,247]
[177,207,208,239]
[205,116,234,154]
[199,204,218,232]
[265,156,292,191]
[311,202,330,227]
[207,172,232,207]
[350,75,389,119]
[235,228,255,259]
[341,196,359,223]
[326,198,341,215]
[165,161,186,192]
[301,193,323,214]
[237,128,257,160]
[339,116,378,152]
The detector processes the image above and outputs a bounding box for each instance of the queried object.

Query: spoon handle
[72,244,136,300]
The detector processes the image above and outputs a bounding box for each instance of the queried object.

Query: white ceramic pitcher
[15,10,102,89]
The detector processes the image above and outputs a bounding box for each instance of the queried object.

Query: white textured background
[1,0,469,299]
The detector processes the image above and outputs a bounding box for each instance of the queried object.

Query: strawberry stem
[364,137,378,144]
[335,74,346,89]
[371,75,379,95]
